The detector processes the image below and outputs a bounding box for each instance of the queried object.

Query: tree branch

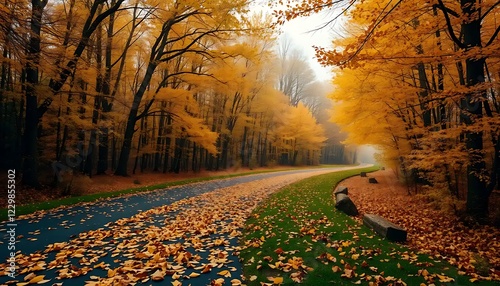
[342,0,404,64]
[480,0,500,21]
[432,3,459,18]
[436,0,465,49]
[485,24,500,47]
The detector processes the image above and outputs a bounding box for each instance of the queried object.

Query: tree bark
[461,0,488,220]
[115,61,158,176]
[22,0,47,187]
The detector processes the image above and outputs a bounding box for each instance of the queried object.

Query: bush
[61,174,93,197]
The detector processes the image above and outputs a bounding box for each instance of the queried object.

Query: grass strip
[239,167,489,285]
[1,165,343,221]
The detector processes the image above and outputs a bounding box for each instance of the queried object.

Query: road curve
[0,165,369,285]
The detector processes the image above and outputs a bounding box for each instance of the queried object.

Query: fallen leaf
[151,269,165,281]
[217,270,231,277]
[267,276,284,284]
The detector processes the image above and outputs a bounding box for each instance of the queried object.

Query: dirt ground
[339,169,500,281]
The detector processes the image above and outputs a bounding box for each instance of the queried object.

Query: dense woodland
[0,0,352,191]
[2,0,499,223]
[276,0,500,221]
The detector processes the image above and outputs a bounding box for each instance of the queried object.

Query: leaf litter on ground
[239,167,499,285]
[345,169,500,283]
[0,167,362,285]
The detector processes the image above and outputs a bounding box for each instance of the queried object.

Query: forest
[0,0,352,193]
[275,0,500,222]
[1,0,499,224]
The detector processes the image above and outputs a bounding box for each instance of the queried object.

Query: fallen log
[335,193,358,216]
[363,214,407,242]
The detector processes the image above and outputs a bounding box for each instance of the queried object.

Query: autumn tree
[18,0,125,186]
[275,0,500,220]
[114,0,250,176]
[0,0,330,188]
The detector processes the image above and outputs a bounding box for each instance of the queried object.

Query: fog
[355,145,379,164]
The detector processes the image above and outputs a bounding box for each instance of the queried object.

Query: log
[334,186,348,196]
[369,178,378,184]
[360,172,367,177]
[363,214,407,242]
[335,193,359,216]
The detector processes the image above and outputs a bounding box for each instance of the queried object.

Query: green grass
[239,167,493,285]
[1,165,345,222]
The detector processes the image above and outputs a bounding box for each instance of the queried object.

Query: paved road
[0,165,368,285]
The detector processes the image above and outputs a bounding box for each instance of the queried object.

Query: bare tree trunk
[115,61,158,176]
[22,0,48,187]
[460,0,488,220]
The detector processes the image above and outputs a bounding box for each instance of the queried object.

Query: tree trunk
[115,62,157,176]
[154,108,166,171]
[97,7,115,175]
[240,125,248,167]
[22,0,47,187]
[461,0,488,220]
[85,14,104,177]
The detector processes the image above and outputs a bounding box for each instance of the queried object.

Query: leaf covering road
[0,166,365,285]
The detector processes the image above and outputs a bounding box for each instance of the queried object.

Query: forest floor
[342,169,500,282]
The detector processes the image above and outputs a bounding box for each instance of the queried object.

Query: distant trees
[1,0,341,191]
[276,36,315,107]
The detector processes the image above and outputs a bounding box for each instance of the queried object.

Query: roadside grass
[239,167,490,285]
[0,165,344,222]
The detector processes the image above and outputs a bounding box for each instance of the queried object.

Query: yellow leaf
[151,269,165,281]
[267,276,284,284]
[249,275,257,281]
[217,270,231,277]
[172,273,181,280]
[189,272,200,278]
[230,279,242,285]
[24,273,36,281]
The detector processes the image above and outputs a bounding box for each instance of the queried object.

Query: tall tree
[275,0,500,221]
[21,0,48,186]
[114,0,250,176]
[21,0,124,187]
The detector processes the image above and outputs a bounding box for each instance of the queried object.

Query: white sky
[279,12,337,82]
[250,1,343,82]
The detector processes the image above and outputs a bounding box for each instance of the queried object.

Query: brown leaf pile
[343,169,500,282]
